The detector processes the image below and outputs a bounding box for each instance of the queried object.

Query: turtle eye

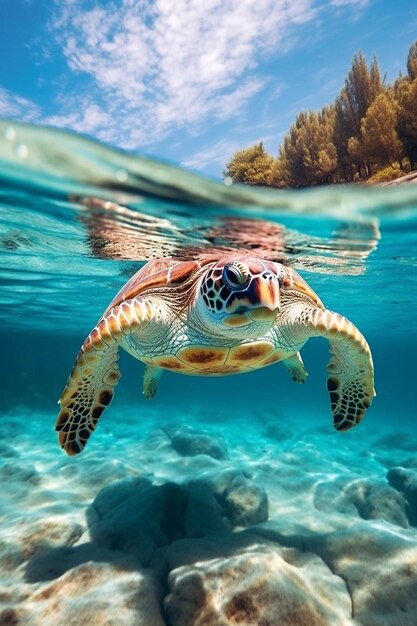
[223,263,250,291]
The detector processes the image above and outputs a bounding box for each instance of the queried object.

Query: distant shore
[380,170,417,186]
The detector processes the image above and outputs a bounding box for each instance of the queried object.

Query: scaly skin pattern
[121,304,296,376]
[56,298,164,455]
[56,256,375,455]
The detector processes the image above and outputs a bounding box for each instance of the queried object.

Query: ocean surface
[1,120,417,625]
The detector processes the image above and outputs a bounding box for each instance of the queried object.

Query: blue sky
[0,0,416,178]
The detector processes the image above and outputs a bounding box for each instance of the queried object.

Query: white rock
[164,542,352,626]
[307,522,417,626]
[20,561,165,626]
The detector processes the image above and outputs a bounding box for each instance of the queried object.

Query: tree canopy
[224,41,417,187]
[270,107,338,187]
[223,143,274,186]
[407,41,417,80]
[395,75,417,169]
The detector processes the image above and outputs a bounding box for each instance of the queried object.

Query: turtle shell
[103,256,218,316]
[103,254,324,317]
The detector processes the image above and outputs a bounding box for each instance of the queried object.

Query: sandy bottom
[1,404,417,625]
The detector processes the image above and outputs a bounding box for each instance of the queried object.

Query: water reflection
[78,196,380,275]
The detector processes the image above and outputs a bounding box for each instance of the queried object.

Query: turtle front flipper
[56,297,160,455]
[56,344,120,455]
[284,304,375,431]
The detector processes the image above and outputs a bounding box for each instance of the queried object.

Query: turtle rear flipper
[143,364,163,399]
[56,297,159,455]
[282,352,308,383]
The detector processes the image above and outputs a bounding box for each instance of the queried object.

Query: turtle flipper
[322,313,375,431]
[284,305,375,431]
[56,345,120,455]
[56,297,161,455]
[143,365,163,399]
[282,352,308,383]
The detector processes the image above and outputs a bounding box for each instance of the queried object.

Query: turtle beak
[250,273,281,319]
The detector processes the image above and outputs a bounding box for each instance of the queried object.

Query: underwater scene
[1,120,417,626]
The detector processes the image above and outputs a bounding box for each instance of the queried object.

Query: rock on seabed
[164,543,352,626]
[2,412,417,626]
[22,562,164,626]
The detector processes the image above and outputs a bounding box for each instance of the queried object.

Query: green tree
[336,54,383,137]
[299,106,338,184]
[395,76,417,169]
[223,143,274,186]
[407,40,417,79]
[268,157,288,189]
[349,91,404,168]
[270,108,338,187]
[334,53,383,179]
[270,112,310,187]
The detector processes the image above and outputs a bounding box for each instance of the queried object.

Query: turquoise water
[1,120,417,625]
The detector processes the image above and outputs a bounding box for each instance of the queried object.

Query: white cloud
[45,0,317,147]
[0,88,40,121]
[0,0,370,158]
[182,132,277,173]
[330,0,368,5]
[182,138,245,171]
[44,102,116,139]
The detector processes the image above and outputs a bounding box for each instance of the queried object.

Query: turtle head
[196,257,284,337]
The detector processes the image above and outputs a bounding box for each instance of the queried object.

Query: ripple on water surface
[1,120,416,334]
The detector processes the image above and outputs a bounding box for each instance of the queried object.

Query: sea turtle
[56,255,375,455]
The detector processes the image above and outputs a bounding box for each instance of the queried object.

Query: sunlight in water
[1,120,417,626]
